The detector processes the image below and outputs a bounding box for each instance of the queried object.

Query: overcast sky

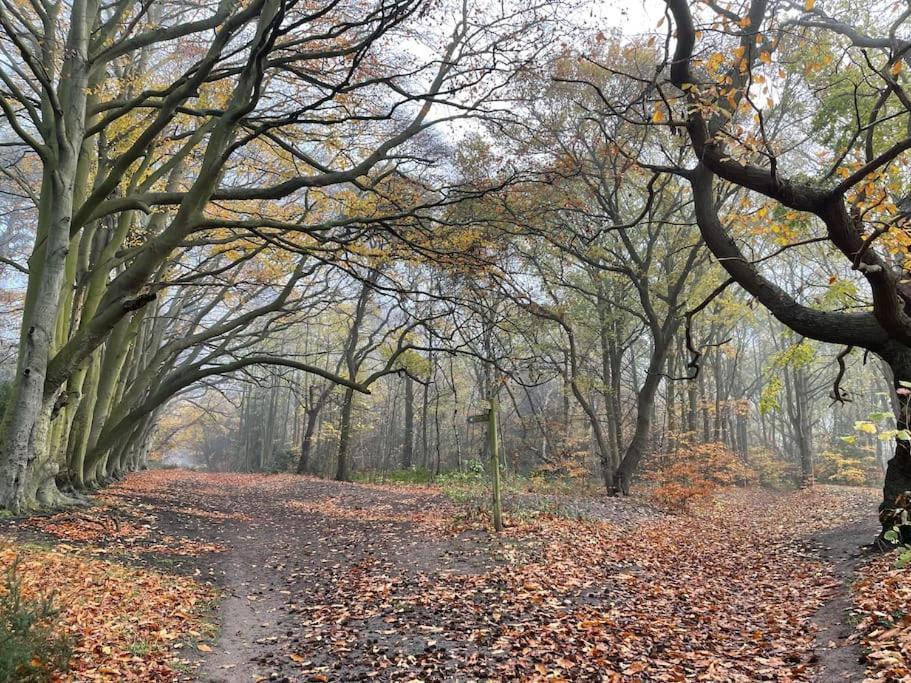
[602,0,665,36]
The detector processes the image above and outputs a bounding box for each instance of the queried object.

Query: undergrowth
[0,560,72,682]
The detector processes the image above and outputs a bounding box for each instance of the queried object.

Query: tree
[646,0,911,524]
[0,0,552,510]
[491,54,710,492]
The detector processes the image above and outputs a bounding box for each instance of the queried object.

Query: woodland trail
[807,520,880,683]
[155,473,882,682]
[189,475,491,682]
[0,471,891,682]
[187,476,883,683]
[194,480,886,683]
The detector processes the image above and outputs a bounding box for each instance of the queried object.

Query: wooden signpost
[467,399,503,532]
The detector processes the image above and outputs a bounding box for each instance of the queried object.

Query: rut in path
[808,521,881,683]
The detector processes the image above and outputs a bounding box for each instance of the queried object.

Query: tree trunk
[0,3,95,511]
[433,381,442,476]
[665,350,678,455]
[568,380,614,491]
[795,368,814,486]
[296,385,323,475]
[696,353,711,443]
[421,380,429,470]
[82,313,142,483]
[0,169,81,511]
[736,404,749,459]
[402,374,414,469]
[335,387,355,481]
[615,336,671,495]
[609,336,624,458]
[67,351,101,489]
[596,288,622,469]
[880,348,911,526]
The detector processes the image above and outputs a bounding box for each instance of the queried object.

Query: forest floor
[1,470,909,682]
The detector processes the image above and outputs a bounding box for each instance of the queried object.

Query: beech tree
[0,0,552,510]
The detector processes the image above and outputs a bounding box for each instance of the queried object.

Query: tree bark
[335,387,355,482]
[402,374,414,469]
[615,335,672,495]
[880,345,911,523]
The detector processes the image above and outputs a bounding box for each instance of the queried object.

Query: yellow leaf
[706,52,724,73]
[855,421,878,435]
[804,0,815,9]
[197,643,213,652]
[891,61,903,76]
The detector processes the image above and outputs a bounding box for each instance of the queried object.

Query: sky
[600,0,665,37]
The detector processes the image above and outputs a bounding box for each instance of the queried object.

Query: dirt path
[188,477,491,682]
[3,472,888,681]
[177,479,882,683]
[808,521,881,682]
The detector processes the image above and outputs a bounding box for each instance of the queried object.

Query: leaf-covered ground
[1,470,907,681]
[0,538,215,680]
[854,553,911,681]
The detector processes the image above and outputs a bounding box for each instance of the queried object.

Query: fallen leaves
[20,479,229,559]
[281,483,882,681]
[0,470,897,681]
[853,555,911,681]
[22,508,227,558]
[0,538,214,681]
[285,495,451,530]
[28,515,151,544]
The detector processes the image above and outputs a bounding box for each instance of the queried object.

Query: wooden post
[467,400,503,532]
[488,398,503,532]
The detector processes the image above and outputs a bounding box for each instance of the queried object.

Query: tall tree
[0,0,551,510]
[648,0,911,524]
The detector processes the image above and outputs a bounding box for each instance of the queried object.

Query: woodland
[0,0,911,680]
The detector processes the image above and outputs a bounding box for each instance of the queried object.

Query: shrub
[878,491,911,564]
[269,448,297,474]
[381,468,434,485]
[649,441,754,512]
[0,560,72,682]
[747,449,799,489]
[530,451,592,488]
[882,528,911,568]
[462,458,486,475]
[352,467,436,485]
[436,467,486,505]
[815,450,880,486]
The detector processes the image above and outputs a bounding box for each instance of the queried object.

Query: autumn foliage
[648,441,754,511]
[854,555,911,680]
[0,473,221,680]
[0,541,213,681]
[0,470,903,680]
